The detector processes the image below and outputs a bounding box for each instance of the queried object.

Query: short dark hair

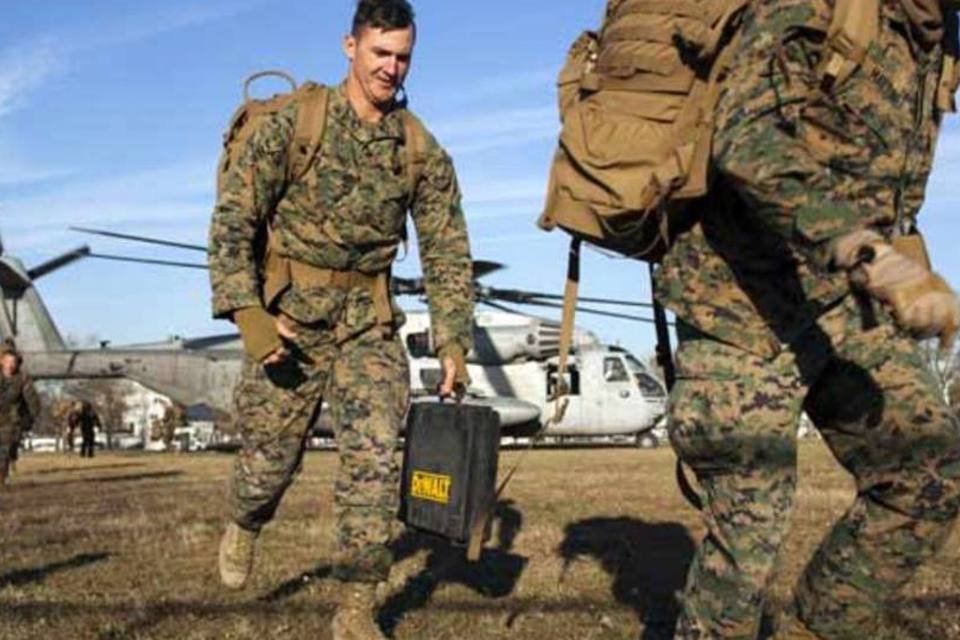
[351,0,415,37]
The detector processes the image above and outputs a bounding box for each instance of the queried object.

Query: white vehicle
[22,436,58,453]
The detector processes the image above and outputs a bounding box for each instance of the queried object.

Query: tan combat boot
[331,582,386,640]
[217,522,258,589]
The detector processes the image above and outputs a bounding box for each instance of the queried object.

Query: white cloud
[0,2,257,189]
[65,2,261,53]
[0,37,62,119]
[420,68,556,107]
[431,105,558,156]
[0,158,215,256]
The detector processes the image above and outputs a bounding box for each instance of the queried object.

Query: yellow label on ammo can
[410,470,452,504]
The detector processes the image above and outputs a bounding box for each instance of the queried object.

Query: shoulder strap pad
[288,83,331,183]
[402,110,430,199]
[822,0,880,88]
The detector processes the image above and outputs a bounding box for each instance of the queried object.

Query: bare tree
[918,340,959,409]
[30,391,64,437]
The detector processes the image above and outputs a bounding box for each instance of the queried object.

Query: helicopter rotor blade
[472,260,505,280]
[88,253,209,270]
[480,285,654,308]
[479,296,669,325]
[391,276,424,296]
[27,246,92,280]
[70,226,207,252]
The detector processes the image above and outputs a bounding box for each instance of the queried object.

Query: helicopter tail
[0,237,89,352]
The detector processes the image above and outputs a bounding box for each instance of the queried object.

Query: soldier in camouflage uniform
[656,1,960,637]
[0,344,39,485]
[208,1,473,637]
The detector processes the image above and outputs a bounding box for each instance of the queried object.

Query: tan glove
[234,307,284,362]
[438,343,470,398]
[833,230,960,350]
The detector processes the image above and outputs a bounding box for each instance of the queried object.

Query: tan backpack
[215,70,430,280]
[537,0,883,424]
[218,70,429,194]
[217,71,331,194]
[537,0,754,262]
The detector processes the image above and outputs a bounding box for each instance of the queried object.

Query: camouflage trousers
[0,423,15,479]
[669,296,960,639]
[230,321,409,584]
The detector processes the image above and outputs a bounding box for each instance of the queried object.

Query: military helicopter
[0,228,667,440]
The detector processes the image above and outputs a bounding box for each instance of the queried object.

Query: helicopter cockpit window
[636,373,666,398]
[603,357,629,382]
[624,354,646,373]
[547,363,580,396]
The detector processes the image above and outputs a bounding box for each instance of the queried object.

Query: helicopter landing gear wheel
[636,432,659,449]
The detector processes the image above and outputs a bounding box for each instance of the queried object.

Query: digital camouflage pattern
[0,370,39,479]
[230,324,409,583]
[659,0,948,359]
[656,1,960,637]
[209,82,475,356]
[669,301,960,639]
[210,82,474,584]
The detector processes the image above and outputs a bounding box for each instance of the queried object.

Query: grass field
[1,441,959,639]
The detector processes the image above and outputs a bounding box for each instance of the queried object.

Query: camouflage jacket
[209,83,475,354]
[0,371,39,434]
[657,0,952,357]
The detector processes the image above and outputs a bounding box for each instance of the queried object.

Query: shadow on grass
[30,462,146,475]
[0,552,111,589]
[259,564,333,603]
[558,516,695,640]
[87,471,183,484]
[378,500,528,636]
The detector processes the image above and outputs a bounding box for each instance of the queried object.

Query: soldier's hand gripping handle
[234,307,298,364]
[438,343,469,400]
[833,229,960,351]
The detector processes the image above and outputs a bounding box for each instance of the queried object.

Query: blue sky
[1,1,959,360]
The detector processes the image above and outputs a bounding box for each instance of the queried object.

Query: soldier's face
[344,25,414,108]
[1,354,18,377]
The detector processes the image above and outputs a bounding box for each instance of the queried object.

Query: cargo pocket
[669,377,744,476]
[668,337,748,475]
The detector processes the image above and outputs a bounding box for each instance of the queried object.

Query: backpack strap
[819,0,880,91]
[402,110,429,200]
[287,83,330,183]
[399,110,429,255]
[465,239,581,560]
[550,237,581,427]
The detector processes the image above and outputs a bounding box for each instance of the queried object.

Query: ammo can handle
[243,70,298,102]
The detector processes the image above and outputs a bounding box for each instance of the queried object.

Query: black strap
[649,263,704,511]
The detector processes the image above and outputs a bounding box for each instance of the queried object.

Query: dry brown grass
[1,441,959,639]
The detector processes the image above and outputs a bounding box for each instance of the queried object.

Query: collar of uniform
[332,81,405,144]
